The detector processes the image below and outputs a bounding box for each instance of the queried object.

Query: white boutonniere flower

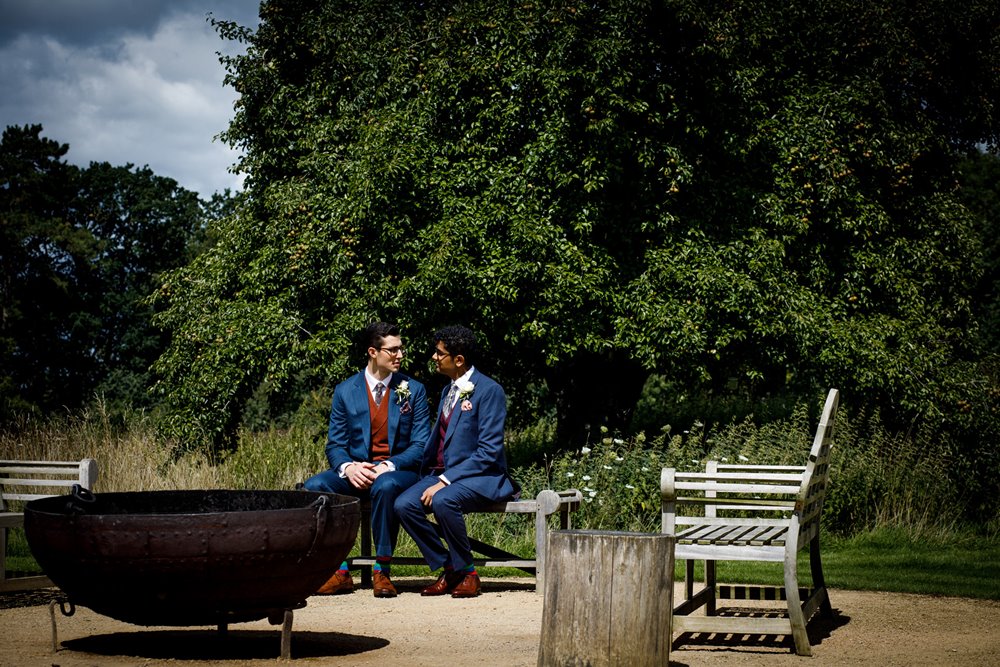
[457,380,475,400]
[395,380,411,404]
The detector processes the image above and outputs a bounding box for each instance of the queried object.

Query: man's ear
[454,353,466,369]
[367,346,378,361]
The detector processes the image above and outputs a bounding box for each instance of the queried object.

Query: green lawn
[699,530,1000,600]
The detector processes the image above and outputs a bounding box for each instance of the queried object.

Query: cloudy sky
[0,1,262,198]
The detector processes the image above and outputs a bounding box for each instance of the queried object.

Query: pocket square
[460,400,473,412]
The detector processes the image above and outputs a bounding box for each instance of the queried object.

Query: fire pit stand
[46,598,299,659]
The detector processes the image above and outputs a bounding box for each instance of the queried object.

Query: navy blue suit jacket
[325,371,430,473]
[421,370,519,501]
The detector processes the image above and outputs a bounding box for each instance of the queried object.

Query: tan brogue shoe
[316,570,354,595]
[372,571,398,598]
[421,570,464,596]
[450,572,481,598]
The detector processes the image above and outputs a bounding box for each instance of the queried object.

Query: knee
[432,491,464,517]
[371,475,404,500]
[302,475,324,492]
[393,493,419,518]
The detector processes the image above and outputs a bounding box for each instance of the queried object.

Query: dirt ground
[1,578,999,666]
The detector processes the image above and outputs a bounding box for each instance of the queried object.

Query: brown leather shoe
[421,570,464,596]
[450,572,481,598]
[315,570,354,595]
[372,571,398,598]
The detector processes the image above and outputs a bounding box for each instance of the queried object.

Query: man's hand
[420,480,446,507]
[345,461,377,489]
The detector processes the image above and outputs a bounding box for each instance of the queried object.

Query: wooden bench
[661,388,839,656]
[349,488,582,592]
[1,458,99,592]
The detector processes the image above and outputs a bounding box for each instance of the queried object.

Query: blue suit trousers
[394,475,497,571]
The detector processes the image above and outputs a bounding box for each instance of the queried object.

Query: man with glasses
[395,325,520,598]
[302,321,430,598]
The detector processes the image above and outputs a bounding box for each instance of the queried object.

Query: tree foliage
[153,0,1000,448]
[1,125,209,421]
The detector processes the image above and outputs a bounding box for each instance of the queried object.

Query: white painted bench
[0,458,99,592]
[349,488,582,592]
[661,388,839,656]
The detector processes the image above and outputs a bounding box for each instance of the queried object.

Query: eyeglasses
[431,348,452,359]
[379,346,406,356]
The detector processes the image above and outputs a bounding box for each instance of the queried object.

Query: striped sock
[374,557,391,576]
[461,563,477,575]
[336,561,349,574]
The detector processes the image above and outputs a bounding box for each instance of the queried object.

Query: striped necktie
[442,382,458,418]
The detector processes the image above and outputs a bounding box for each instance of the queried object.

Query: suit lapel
[387,375,401,451]
[353,372,371,447]
[444,370,475,444]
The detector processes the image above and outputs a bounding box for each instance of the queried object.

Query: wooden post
[538,530,674,667]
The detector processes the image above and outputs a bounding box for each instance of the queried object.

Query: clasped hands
[345,461,391,489]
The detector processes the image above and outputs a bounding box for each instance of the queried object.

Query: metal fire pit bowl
[24,488,360,627]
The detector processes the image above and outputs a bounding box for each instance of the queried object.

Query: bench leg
[535,506,547,593]
[784,551,812,656]
[704,559,717,616]
[359,508,373,587]
[809,534,833,617]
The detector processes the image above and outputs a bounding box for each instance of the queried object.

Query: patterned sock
[374,556,391,576]
[336,561,349,574]
[461,563,477,575]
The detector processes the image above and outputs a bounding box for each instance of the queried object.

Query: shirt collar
[453,366,475,386]
[365,368,393,392]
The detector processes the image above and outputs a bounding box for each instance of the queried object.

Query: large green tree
[1,125,209,421]
[75,162,207,412]
[1,125,97,416]
[153,0,1000,447]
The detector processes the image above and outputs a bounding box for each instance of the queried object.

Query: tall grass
[2,396,996,582]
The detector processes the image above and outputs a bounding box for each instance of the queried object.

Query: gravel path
[1,578,998,666]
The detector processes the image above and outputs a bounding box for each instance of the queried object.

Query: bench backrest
[0,459,98,511]
[795,388,839,541]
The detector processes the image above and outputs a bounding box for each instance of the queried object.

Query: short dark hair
[361,321,400,354]
[432,325,479,366]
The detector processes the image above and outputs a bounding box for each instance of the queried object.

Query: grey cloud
[0,0,260,197]
[0,1,259,48]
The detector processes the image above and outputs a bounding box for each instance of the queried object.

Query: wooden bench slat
[675,516,790,528]
[0,478,83,487]
[674,471,805,482]
[674,495,798,508]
